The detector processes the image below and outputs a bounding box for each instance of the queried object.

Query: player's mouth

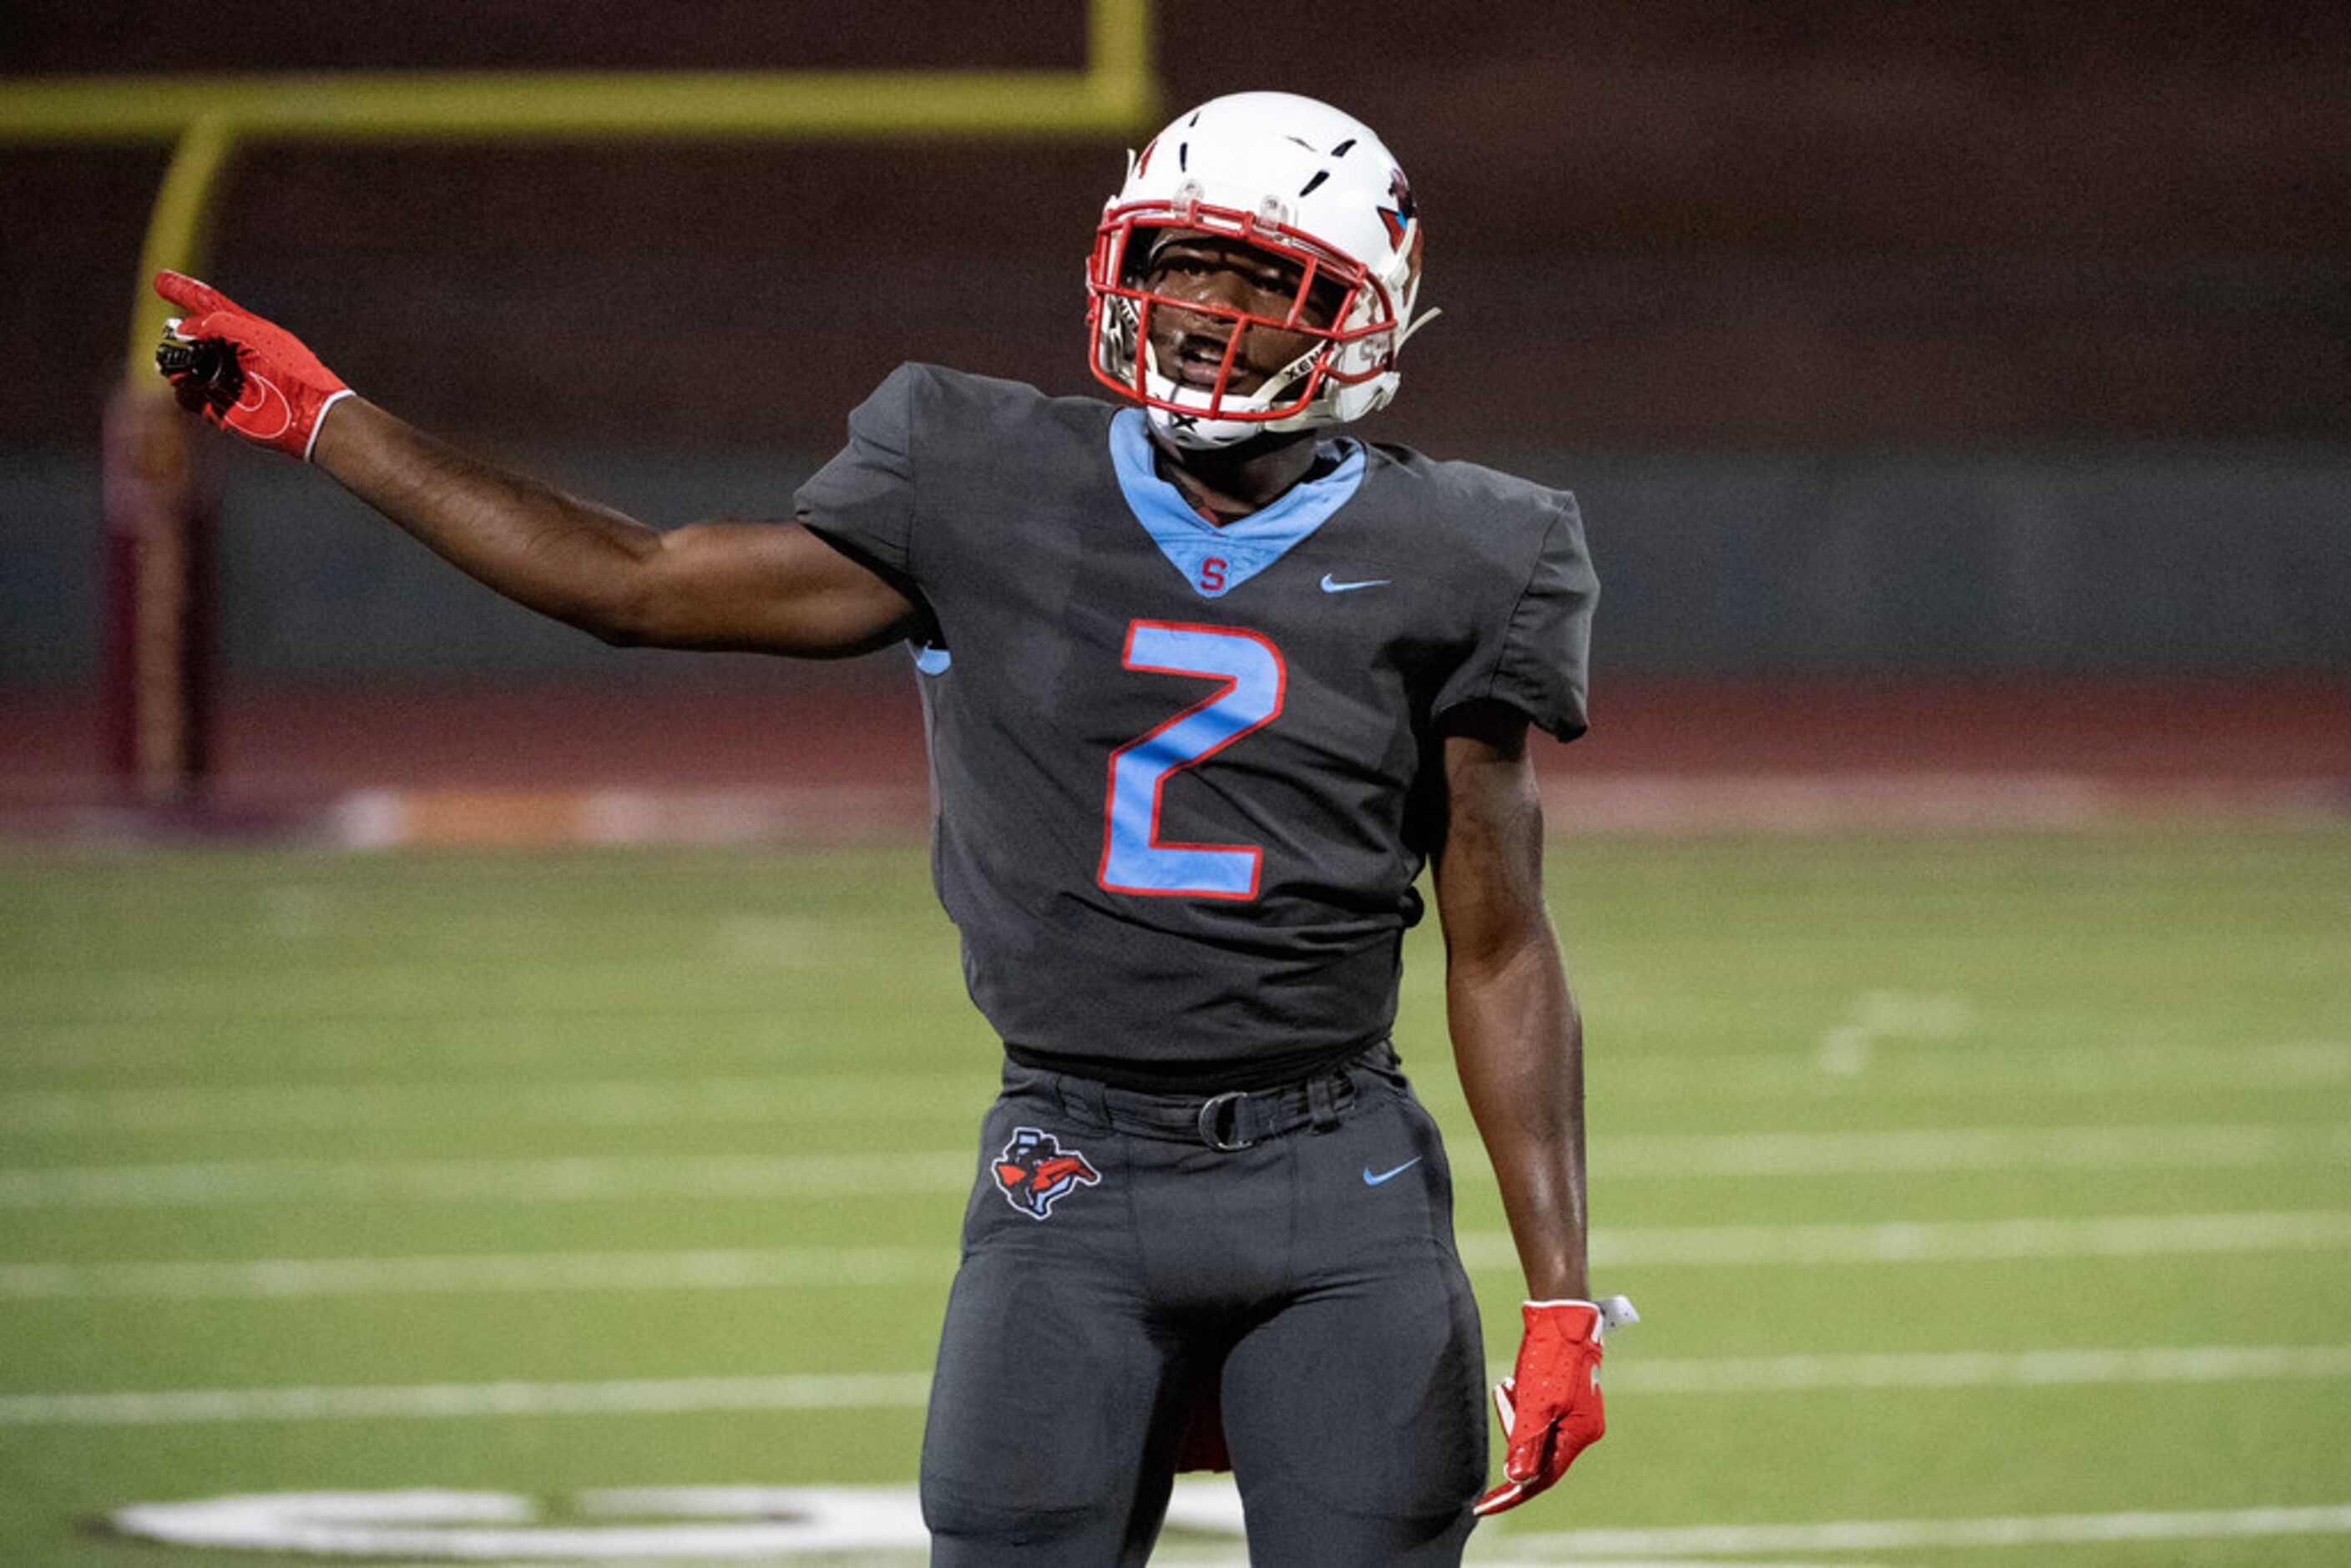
[1170,332,1248,392]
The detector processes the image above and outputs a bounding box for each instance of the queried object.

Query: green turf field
[3,824,2347,1564]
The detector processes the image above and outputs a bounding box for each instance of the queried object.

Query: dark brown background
[2,0,2346,811]
[8,0,2348,456]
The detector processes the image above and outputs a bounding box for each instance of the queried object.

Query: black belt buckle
[1197,1090,1254,1151]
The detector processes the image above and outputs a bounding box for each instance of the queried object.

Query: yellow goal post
[0,0,1160,802]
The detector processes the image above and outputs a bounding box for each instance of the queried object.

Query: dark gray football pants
[919,1044,1487,1565]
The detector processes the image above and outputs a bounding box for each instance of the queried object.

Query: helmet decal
[1378,169,1417,248]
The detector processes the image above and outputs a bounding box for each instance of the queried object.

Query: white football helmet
[1085,91,1430,448]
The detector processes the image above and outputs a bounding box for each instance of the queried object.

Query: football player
[156,90,1626,1565]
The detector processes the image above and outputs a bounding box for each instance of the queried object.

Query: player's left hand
[153,271,353,462]
[1473,1294,1636,1517]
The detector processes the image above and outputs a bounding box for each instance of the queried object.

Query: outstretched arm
[154,271,921,659]
[312,399,920,656]
[1432,701,1617,1517]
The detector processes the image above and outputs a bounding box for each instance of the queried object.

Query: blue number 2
[1098,621,1287,900]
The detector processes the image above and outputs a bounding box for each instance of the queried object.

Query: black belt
[1039,1053,1369,1151]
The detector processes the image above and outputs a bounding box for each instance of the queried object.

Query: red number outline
[1097,620,1287,901]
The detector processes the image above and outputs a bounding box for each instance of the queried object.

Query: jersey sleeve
[1434,493,1599,741]
[794,362,922,576]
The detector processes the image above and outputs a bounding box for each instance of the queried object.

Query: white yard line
[10,1346,2351,1428]
[97,1485,2351,1562]
[0,1373,933,1427]
[6,1123,2347,1209]
[1597,1122,2351,1178]
[7,1210,2348,1301]
[0,1073,986,1134]
[5,1040,2343,1107]
[0,1151,979,1207]
[1502,1208,2351,1268]
[1510,1503,2351,1559]
[1624,1039,2351,1102]
[0,1247,948,1299]
[1606,1343,2351,1394]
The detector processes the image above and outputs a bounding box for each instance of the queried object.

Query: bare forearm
[1435,716,1593,1302]
[1451,934,1590,1302]
[311,397,660,640]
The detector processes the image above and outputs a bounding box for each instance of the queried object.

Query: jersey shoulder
[887,362,1116,448]
[1362,442,1575,522]
[1358,446,1598,741]
[1357,442,1584,576]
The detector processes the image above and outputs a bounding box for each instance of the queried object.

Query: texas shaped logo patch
[993,1127,1102,1220]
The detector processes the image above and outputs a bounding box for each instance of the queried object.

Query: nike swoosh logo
[1320,574,1391,594]
[1363,1157,1423,1186]
[233,368,296,443]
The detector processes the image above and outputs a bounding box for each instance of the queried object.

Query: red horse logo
[993,1127,1103,1220]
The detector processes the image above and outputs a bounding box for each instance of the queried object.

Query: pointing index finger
[154,271,233,316]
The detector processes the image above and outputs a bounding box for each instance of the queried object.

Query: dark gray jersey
[797,363,1595,1075]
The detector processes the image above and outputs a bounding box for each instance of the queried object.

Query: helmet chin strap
[1145,403,1264,451]
[1140,340,1320,450]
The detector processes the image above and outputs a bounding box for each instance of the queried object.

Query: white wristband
[303,387,357,464]
[1524,1296,1640,1333]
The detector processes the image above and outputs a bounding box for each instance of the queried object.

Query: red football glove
[1474,1294,1637,1518]
[153,271,353,462]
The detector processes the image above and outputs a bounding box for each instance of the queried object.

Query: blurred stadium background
[3,3,2348,1564]
[3,0,2344,823]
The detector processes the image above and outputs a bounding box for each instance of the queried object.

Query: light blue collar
[1106,408,1365,599]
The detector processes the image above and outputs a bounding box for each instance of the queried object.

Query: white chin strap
[1145,399,1272,451]
[1140,341,1316,450]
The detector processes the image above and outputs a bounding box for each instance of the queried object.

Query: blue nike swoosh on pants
[1362,1157,1423,1186]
